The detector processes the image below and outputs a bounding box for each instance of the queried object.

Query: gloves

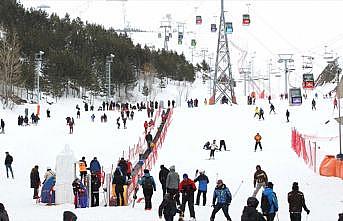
[306,209,310,214]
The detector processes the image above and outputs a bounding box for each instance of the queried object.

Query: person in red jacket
[179,173,197,220]
[144,121,148,133]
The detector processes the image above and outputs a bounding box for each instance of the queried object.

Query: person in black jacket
[0,203,9,221]
[158,193,182,221]
[4,152,14,179]
[145,131,153,149]
[30,165,41,199]
[112,167,125,206]
[241,197,266,221]
[159,165,170,197]
[117,158,128,180]
[288,182,310,221]
[90,172,101,207]
[0,119,5,134]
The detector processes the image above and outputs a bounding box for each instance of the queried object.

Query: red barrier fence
[291,128,317,172]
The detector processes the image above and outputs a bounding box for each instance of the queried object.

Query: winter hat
[256,165,261,170]
[183,173,188,179]
[267,182,274,188]
[169,165,175,171]
[144,169,149,173]
[292,182,299,191]
[0,203,4,211]
[247,197,259,208]
[47,167,51,171]
[160,165,164,169]
[217,179,223,185]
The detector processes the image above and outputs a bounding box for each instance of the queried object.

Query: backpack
[143,176,153,189]
[261,194,270,214]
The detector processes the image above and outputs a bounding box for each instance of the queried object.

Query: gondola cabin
[178,39,182,45]
[225,22,233,34]
[165,36,169,41]
[242,14,250,25]
[191,39,196,47]
[302,73,314,89]
[169,33,172,38]
[211,24,217,32]
[178,32,183,40]
[196,16,202,24]
[289,88,302,105]
[158,33,162,38]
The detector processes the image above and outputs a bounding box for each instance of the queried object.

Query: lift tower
[212,0,236,104]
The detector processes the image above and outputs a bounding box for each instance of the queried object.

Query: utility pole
[200,48,208,62]
[336,63,343,159]
[278,54,294,95]
[212,0,235,104]
[268,59,272,95]
[106,54,114,100]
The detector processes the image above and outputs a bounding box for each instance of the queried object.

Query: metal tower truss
[212,0,236,104]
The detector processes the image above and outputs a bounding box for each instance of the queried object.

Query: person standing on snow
[194,170,209,206]
[252,165,268,197]
[0,203,9,221]
[209,140,218,159]
[254,107,259,118]
[43,167,55,184]
[334,97,338,109]
[0,119,5,134]
[311,99,316,110]
[179,173,197,220]
[139,169,156,210]
[112,167,125,206]
[4,152,14,179]
[79,157,87,183]
[210,179,232,221]
[259,108,265,120]
[254,133,263,151]
[90,172,101,207]
[269,104,276,114]
[261,182,279,221]
[166,165,180,205]
[288,182,310,221]
[145,131,153,149]
[241,197,266,221]
[90,157,101,181]
[30,165,41,199]
[286,109,290,122]
[159,165,170,197]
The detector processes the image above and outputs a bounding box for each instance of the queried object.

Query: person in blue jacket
[90,157,101,180]
[210,179,232,221]
[194,170,209,206]
[261,182,279,221]
[139,169,156,210]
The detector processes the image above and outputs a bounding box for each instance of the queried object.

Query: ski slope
[0,76,343,220]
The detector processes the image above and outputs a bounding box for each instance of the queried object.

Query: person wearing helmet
[241,197,266,221]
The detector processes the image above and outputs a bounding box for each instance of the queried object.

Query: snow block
[319,155,336,177]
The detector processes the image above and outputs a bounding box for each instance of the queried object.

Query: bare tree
[0,31,22,108]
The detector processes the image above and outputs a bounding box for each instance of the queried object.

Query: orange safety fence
[319,155,343,179]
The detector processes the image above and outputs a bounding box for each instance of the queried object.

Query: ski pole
[232,180,244,198]
[306,213,309,221]
[277,213,280,221]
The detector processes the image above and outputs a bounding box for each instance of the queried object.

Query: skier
[139,169,156,210]
[269,104,275,114]
[334,98,338,109]
[261,182,278,221]
[90,172,101,207]
[219,139,227,151]
[252,165,268,197]
[259,108,265,120]
[159,165,170,197]
[311,98,316,110]
[209,140,218,159]
[241,197,266,221]
[288,182,310,221]
[30,165,41,199]
[158,192,182,221]
[77,110,80,119]
[91,114,95,122]
[194,170,209,206]
[286,109,290,123]
[254,133,263,151]
[46,108,51,118]
[4,152,14,179]
[0,119,5,134]
[172,100,176,108]
[166,165,181,205]
[144,120,149,133]
[118,158,128,180]
[112,167,125,206]
[0,203,9,221]
[254,107,259,118]
[79,157,87,183]
[210,179,232,221]
[179,173,197,220]
[122,117,127,129]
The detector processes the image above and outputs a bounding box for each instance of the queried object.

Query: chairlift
[178,33,183,40]
[169,33,172,38]
[242,14,250,26]
[211,24,217,32]
[275,74,281,77]
[178,39,182,45]
[160,81,166,88]
[191,39,197,47]
[158,33,162,38]
[225,22,233,34]
[196,16,202,25]
[165,36,169,41]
